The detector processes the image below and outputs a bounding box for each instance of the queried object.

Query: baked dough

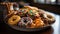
[8,15,21,25]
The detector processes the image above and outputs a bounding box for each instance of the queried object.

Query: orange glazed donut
[30,18,44,28]
[8,15,21,25]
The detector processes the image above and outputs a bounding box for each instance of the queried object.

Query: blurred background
[0,0,60,14]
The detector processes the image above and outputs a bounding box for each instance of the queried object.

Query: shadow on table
[19,26,54,34]
[0,26,54,34]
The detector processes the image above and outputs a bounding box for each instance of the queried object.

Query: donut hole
[13,18,16,21]
[24,19,27,23]
[19,17,33,28]
[12,17,17,21]
[47,15,52,19]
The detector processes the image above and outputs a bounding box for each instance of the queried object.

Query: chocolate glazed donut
[18,17,33,28]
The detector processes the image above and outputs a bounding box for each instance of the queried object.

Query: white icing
[10,5,14,10]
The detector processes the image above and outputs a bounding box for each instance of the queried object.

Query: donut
[28,9,40,17]
[18,6,39,17]
[18,8,29,17]
[18,17,33,27]
[32,10,40,17]
[43,13,55,24]
[24,6,39,16]
[33,18,44,28]
[8,15,21,25]
[26,18,44,28]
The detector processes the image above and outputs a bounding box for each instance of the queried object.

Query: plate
[3,4,55,31]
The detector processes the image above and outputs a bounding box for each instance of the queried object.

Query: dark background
[0,0,60,14]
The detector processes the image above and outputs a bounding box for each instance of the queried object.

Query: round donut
[33,18,44,28]
[24,6,39,17]
[18,8,29,17]
[18,17,33,27]
[27,9,40,17]
[43,13,55,23]
[30,18,44,28]
[8,15,21,25]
